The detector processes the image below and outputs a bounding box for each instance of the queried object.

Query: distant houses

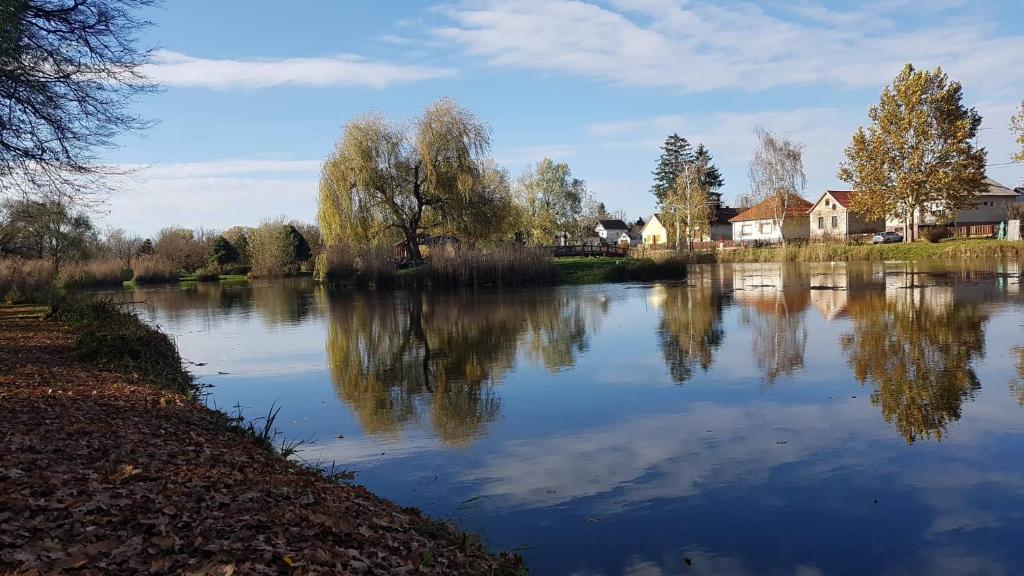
[884,177,1023,235]
[640,208,740,246]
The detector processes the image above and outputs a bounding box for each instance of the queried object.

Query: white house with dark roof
[594,219,632,246]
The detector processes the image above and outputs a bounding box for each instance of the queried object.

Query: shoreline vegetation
[689,238,1024,264]
[0,299,525,574]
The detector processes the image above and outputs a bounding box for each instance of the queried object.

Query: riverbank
[0,303,524,574]
[700,239,1024,263]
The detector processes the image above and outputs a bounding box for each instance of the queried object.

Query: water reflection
[841,289,987,442]
[654,273,726,385]
[323,289,609,446]
[732,263,810,386]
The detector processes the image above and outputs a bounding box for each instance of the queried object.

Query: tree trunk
[404,229,422,265]
[674,213,681,251]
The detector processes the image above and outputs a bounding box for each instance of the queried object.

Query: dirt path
[0,306,523,575]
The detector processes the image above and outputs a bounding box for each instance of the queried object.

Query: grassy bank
[555,256,688,284]
[710,239,1024,263]
[0,301,524,574]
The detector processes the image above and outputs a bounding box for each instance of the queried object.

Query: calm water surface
[123,262,1024,575]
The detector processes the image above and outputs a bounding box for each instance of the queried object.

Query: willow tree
[838,64,987,242]
[318,98,491,264]
[1011,100,1024,163]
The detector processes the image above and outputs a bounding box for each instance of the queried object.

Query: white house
[594,219,631,246]
[885,177,1024,233]
[730,195,813,243]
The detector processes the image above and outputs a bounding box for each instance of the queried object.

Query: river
[120,261,1024,575]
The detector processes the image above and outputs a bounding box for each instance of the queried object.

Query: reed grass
[424,246,559,287]
[131,256,181,284]
[0,258,54,303]
[58,259,132,290]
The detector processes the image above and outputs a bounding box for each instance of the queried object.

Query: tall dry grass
[58,259,131,290]
[132,256,181,284]
[317,244,396,286]
[425,246,558,287]
[0,258,53,303]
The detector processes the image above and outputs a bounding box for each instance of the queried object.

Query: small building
[641,214,669,246]
[730,195,813,243]
[808,191,884,239]
[885,177,1024,234]
[594,219,630,244]
[708,207,738,241]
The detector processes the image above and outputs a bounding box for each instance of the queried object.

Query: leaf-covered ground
[0,305,524,575]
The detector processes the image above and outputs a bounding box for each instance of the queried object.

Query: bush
[0,258,53,303]
[195,265,221,282]
[922,226,951,243]
[57,259,131,290]
[248,219,303,278]
[208,235,239,266]
[131,256,180,284]
[49,297,197,397]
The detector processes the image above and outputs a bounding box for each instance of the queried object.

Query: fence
[952,224,996,238]
[544,244,630,258]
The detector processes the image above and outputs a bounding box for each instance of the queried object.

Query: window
[817,217,824,229]
[741,224,752,236]
[760,221,773,234]
[831,215,838,228]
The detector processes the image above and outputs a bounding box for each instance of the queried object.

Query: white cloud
[434,0,1024,93]
[101,159,321,234]
[146,50,456,90]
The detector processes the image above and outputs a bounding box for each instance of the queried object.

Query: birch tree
[838,64,987,242]
[666,157,711,251]
[747,127,807,246]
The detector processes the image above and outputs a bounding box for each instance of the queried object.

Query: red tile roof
[825,191,854,208]
[729,194,813,223]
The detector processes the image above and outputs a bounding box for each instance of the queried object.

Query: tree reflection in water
[1011,346,1024,405]
[656,283,726,384]
[733,264,810,387]
[324,288,606,446]
[841,288,987,443]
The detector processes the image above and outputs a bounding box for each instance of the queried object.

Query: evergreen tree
[651,134,694,205]
[209,235,239,266]
[694,144,725,211]
[652,136,725,210]
[283,224,312,263]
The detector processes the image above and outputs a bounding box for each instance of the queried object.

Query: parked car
[872,231,903,244]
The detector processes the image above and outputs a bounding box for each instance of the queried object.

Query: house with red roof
[807,191,884,239]
[729,194,812,243]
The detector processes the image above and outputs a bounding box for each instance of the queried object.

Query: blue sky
[104,0,1024,235]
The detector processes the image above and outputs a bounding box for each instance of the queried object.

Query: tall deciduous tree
[748,127,807,246]
[515,158,591,244]
[1011,100,1024,163]
[106,227,144,269]
[838,64,987,242]
[665,156,712,251]
[0,0,156,200]
[318,98,492,264]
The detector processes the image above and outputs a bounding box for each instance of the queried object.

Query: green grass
[48,297,198,398]
[555,256,688,284]
[713,239,1024,263]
